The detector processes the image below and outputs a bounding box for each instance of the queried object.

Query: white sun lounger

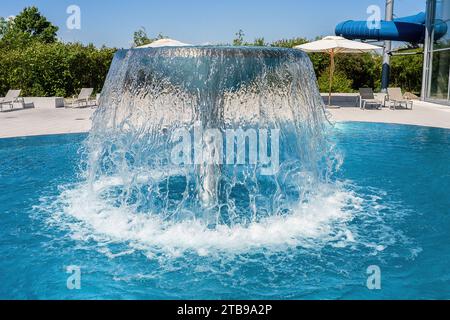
[386,87,413,110]
[67,88,96,108]
[0,89,24,111]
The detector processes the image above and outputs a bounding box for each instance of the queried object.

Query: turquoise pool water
[0,122,449,299]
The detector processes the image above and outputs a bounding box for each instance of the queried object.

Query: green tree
[132,27,166,47]
[133,27,152,47]
[1,6,58,45]
[233,29,245,46]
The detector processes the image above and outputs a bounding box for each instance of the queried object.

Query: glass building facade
[422,0,450,104]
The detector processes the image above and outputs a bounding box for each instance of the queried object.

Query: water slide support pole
[381,0,394,92]
[421,0,435,100]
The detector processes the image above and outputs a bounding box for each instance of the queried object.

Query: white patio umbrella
[137,38,192,48]
[294,36,382,107]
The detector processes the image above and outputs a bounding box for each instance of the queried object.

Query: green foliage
[231,30,270,46]
[1,6,58,46]
[390,50,423,94]
[334,53,382,91]
[301,52,382,93]
[0,41,115,97]
[252,37,266,46]
[0,6,115,97]
[233,29,245,46]
[270,37,307,48]
[132,27,166,47]
[317,67,353,93]
[0,7,427,98]
[308,53,329,78]
[133,27,152,47]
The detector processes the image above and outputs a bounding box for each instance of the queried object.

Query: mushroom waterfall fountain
[84,45,332,229]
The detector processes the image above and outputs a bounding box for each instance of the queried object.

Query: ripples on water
[2,122,447,299]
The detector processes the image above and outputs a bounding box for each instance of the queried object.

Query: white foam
[43,181,363,256]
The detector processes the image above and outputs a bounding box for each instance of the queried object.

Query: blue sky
[0,0,425,48]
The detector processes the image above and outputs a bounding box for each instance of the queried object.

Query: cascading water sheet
[56,46,359,254]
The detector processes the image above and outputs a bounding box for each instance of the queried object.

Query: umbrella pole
[328,49,335,107]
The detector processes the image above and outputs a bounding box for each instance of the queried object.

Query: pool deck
[0,107,94,138]
[327,100,450,129]
[0,99,449,138]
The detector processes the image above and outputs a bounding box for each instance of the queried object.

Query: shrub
[390,50,423,94]
[317,67,354,93]
[0,41,115,97]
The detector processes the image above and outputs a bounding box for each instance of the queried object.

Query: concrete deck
[327,100,450,129]
[0,107,94,138]
[0,98,449,139]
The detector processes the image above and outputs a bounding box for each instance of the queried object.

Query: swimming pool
[0,122,449,299]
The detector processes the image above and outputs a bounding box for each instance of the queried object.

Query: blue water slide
[335,12,447,43]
